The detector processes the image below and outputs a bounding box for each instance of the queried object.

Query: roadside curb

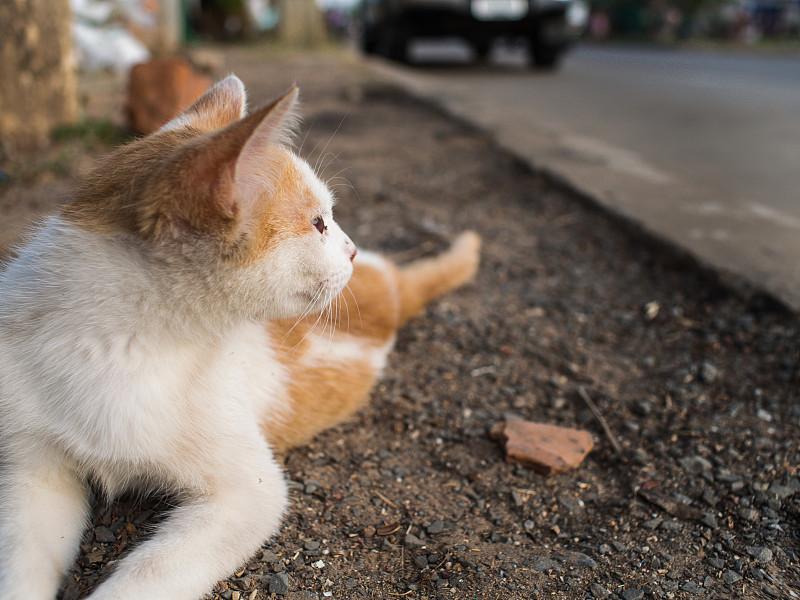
[361,55,796,316]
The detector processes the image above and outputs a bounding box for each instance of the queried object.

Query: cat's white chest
[62,324,288,488]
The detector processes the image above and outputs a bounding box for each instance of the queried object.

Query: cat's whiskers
[326,170,356,192]
[317,151,343,181]
[339,286,352,335]
[290,288,334,356]
[281,288,324,344]
[320,292,337,362]
[281,288,327,355]
[297,114,319,158]
[312,113,348,176]
[326,172,361,204]
[325,166,352,186]
[344,284,363,329]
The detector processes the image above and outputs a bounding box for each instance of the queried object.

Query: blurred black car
[358,0,588,68]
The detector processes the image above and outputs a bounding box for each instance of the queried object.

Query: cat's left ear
[161,75,247,133]
[228,86,300,217]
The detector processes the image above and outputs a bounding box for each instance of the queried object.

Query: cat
[0,75,480,600]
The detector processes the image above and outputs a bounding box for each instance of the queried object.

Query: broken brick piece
[490,420,594,475]
[127,57,211,134]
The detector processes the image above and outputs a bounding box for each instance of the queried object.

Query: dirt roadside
[1,45,798,600]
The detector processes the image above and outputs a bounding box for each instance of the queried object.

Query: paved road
[368,43,800,310]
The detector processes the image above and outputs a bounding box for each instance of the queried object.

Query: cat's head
[66,76,357,321]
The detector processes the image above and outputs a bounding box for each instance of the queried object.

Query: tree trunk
[277,0,328,47]
[0,0,78,152]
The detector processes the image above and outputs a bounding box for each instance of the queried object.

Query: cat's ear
[225,86,300,219]
[180,85,299,228]
[161,75,247,133]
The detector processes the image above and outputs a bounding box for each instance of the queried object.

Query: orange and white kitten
[0,76,480,600]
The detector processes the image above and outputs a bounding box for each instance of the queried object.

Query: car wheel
[529,42,561,69]
[385,28,411,63]
[360,27,379,54]
[472,39,492,61]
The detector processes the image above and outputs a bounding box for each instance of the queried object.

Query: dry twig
[577,386,623,456]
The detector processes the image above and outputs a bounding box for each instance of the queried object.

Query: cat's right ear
[227,86,300,220]
[160,75,247,133]
[168,86,299,231]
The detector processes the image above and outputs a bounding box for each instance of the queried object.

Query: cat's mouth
[295,271,352,309]
[296,287,333,308]
[296,290,321,305]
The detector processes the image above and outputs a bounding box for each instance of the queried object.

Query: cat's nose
[345,239,357,262]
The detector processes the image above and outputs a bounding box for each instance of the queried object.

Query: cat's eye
[312,217,327,235]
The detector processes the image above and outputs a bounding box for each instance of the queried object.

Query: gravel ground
[1,45,798,600]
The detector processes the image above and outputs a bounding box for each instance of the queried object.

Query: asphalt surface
[366,42,800,310]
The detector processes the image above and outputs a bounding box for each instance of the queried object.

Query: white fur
[0,149,357,599]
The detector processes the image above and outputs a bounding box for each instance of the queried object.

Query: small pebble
[611,541,628,552]
[756,408,773,421]
[94,526,116,544]
[730,480,746,493]
[715,468,740,483]
[590,582,610,599]
[768,484,796,500]
[681,581,703,594]
[523,519,535,531]
[698,361,719,383]
[701,513,718,529]
[746,546,773,563]
[531,557,561,572]
[261,550,280,564]
[707,557,725,569]
[569,552,597,569]
[643,518,662,530]
[678,456,714,475]
[269,573,290,596]
[621,588,643,600]
[404,533,425,550]
[231,578,251,590]
[738,507,760,522]
[426,519,445,535]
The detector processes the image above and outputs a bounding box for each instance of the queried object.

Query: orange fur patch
[260,235,481,451]
[241,151,320,263]
[262,261,401,449]
[61,129,199,236]
[265,358,377,451]
[63,91,308,266]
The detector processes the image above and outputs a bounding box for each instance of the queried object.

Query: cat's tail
[397,231,481,326]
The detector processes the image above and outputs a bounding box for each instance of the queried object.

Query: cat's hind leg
[0,450,90,600]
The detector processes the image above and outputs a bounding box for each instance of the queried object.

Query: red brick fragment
[127,57,211,134]
[490,420,594,475]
